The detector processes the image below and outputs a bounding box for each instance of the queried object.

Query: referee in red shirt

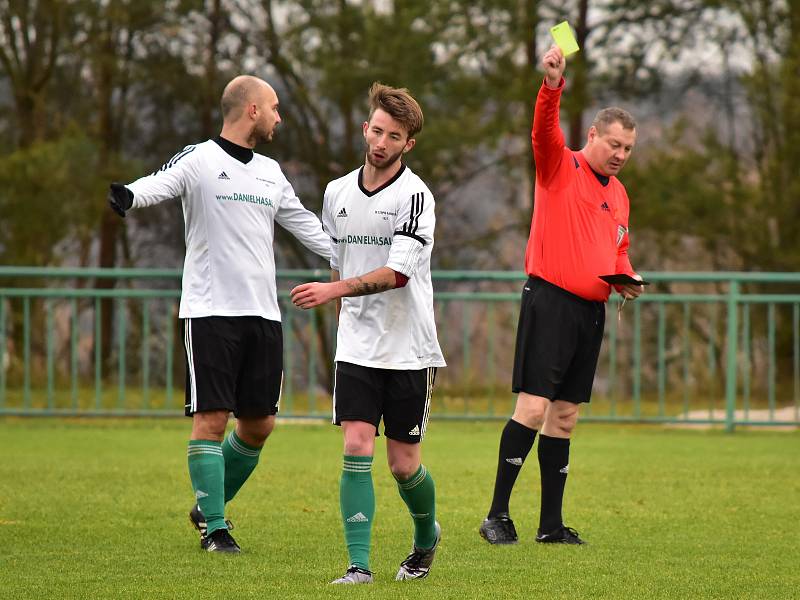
[479,45,643,545]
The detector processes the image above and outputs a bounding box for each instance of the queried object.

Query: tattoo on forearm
[345,276,391,296]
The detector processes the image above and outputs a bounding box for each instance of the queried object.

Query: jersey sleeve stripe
[394,230,426,245]
[400,192,425,236]
[151,145,197,175]
[411,192,423,234]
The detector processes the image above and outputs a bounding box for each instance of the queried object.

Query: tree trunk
[568,0,589,150]
[201,0,222,138]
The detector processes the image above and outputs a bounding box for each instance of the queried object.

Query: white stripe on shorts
[331,364,338,424]
[184,318,198,413]
[421,367,434,440]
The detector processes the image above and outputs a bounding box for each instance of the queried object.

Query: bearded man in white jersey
[291,83,446,584]
[107,75,330,553]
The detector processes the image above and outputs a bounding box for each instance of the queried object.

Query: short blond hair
[368,82,424,138]
[592,107,636,134]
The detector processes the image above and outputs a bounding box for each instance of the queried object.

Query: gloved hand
[108,183,134,217]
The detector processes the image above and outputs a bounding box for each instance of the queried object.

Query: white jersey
[127,139,330,321]
[323,165,446,370]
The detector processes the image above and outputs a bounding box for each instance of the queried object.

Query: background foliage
[1,0,797,273]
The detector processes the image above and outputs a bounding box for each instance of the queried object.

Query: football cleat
[535,525,586,545]
[200,527,241,553]
[479,513,518,544]
[396,521,441,580]
[330,565,374,584]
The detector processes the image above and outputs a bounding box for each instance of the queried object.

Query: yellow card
[550,21,580,56]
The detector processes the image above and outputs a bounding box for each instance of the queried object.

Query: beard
[366,146,404,169]
[252,120,275,145]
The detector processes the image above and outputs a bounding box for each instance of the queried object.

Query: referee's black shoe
[189,504,234,537]
[479,513,518,544]
[200,528,241,553]
[535,525,586,545]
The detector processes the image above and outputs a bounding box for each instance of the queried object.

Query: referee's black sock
[537,434,570,533]
[487,419,537,518]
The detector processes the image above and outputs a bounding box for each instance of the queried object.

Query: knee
[192,411,229,440]
[343,435,373,457]
[553,420,576,437]
[547,409,578,437]
[237,416,275,446]
[512,397,546,429]
[388,458,418,481]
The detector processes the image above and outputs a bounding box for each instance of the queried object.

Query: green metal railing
[1,267,799,430]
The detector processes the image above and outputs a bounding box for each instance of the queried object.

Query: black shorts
[511,277,605,404]
[332,361,437,444]
[183,316,283,418]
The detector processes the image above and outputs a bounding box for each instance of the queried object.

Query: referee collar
[214,135,254,164]
[575,152,610,186]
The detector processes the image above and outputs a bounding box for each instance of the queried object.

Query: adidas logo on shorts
[346,512,369,523]
[408,425,420,436]
[559,464,569,474]
[505,457,523,466]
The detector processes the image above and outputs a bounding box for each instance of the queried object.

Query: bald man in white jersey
[108,76,330,553]
[291,83,445,584]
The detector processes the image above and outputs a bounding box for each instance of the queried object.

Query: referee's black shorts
[182,316,283,418]
[511,276,605,404]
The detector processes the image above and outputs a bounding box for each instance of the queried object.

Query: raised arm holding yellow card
[550,21,580,56]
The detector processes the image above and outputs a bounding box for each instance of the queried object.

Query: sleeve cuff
[541,76,565,92]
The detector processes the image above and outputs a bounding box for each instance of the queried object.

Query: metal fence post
[725,280,740,432]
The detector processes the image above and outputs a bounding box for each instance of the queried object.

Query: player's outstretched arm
[290,266,408,310]
[107,183,133,218]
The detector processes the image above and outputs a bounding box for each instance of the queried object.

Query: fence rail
[1,267,798,430]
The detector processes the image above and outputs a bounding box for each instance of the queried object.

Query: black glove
[108,182,134,218]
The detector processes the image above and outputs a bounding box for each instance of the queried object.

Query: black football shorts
[183,316,283,418]
[511,277,605,404]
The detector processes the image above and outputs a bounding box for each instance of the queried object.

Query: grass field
[1,419,798,599]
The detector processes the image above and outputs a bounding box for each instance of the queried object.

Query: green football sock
[396,464,437,549]
[187,440,227,535]
[340,455,375,571]
[222,430,261,503]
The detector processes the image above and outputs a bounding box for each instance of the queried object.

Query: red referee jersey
[524,78,635,302]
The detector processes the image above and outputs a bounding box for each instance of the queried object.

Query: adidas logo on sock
[218,171,230,180]
[337,207,348,218]
[195,489,209,499]
[505,457,523,466]
[411,512,430,519]
[408,425,420,436]
[559,464,570,474]
[346,512,369,523]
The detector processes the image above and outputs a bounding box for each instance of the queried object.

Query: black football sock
[537,433,571,533]
[487,419,537,518]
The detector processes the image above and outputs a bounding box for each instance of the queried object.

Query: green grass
[0,419,798,599]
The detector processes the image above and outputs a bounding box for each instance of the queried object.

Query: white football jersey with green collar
[323,164,446,370]
[127,140,330,320]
